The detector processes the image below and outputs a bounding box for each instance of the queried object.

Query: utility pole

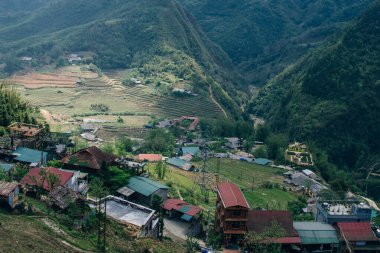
[216,157,220,186]
[251,176,255,191]
[206,208,210,245]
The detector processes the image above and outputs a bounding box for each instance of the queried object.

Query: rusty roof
[0,181,19,197]
[337,222,378,242]
[8,123,44,137]
[62,146,117,170]
[217,181,249,208]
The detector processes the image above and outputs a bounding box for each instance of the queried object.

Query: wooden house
[0,181,19,209]
[215,181,250,248]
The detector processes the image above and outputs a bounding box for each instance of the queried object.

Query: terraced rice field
[7,67,225,121]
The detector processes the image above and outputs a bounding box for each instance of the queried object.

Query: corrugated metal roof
[137,154,162,162]
[254,158,273,166]
[0,181,18,197]
[12,147,47,164]
[166,158,192,169]
[181,147,199,156]
[127,177,169,197]
[337,222,378,242]
[217,182,249,208]
[162,199,202,217]
[293,222,339,245]
[0,163,14,172]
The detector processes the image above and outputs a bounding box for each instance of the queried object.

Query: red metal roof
[247,210,299,237]
[337,222,378,242]
[162,199,202,216]
[272,237,302,244]
[217,181,249,208]
[137,154,162,162]
[20,167,74,191]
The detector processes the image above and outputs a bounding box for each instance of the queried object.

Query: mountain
[0,0,241,117]
[249,1,380,195]
[178,0,374,86]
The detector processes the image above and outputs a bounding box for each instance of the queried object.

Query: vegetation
[0,84,36,126]
[142,129,175,156]
[179,0,373,85]
[250,1,380,200]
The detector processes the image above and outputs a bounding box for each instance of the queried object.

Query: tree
[244,221,286,253]
[155,160,167,180]
[100,161,110,187]
[142,129,175,156]
[151,194,163,211]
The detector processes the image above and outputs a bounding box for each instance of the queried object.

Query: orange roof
[137,154,162,162]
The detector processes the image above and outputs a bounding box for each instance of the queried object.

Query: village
[0,118,380,253]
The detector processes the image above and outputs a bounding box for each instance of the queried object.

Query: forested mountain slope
[249,1,380,195]
[179,0,374,85]
[0,0,241,117]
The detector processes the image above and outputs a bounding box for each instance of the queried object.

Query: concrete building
[316,201,372,224]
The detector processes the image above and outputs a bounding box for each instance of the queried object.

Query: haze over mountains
[179,0,373,85]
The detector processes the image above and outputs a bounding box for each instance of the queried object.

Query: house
[302,169,317,179]
[80,132,98,142]
[215,181,250,248]
[0,181,19,209]
[247,210,301,251]
[120,176,170,207]
[285,172,327,196]
[336,222,380,252]
[136,154,162,162]
[11,147,48,166]
[166,158,192,171]
[162,199,203,222]
[316,201,372,224]
[115,157,146,174]
[162,199,203,236]
[179,153,193,162]
[61,146,117,173]
[80,124,96,132]
[20,167,78,192]
[157,119,172,128]
[293,222,339,253]
[286,142,314,166]
[8,123,45,148]
[68,54,82,62]
[254,158,273,166]
[181,147,200,156]
[225,137,242,150]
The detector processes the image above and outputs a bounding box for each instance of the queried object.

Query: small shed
[254,158,273,166]
[162,199,202,222]
[0,181,19,209]
[166,158,192,171]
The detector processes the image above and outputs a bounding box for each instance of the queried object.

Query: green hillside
[178,0,373,85]
[249,1,380,197]
[0,0,241,117]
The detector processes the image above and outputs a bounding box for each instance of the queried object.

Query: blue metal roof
[254,158,273,166]
[0,163,14,172]
[181,213,192,222]
[166,158,191,168]
[11,147,47,164]
[181,147,200,156]
[127,176,169,197]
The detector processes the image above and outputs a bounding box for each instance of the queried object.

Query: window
[232,210,241,216]
[231,221,240,229]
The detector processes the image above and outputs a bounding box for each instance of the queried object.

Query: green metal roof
[181,213,192,222]
[181,147,199,156]
[127,176,169,197]
[179,205,191,213]
[293,222,339,245]
[11,147,47,164]
[254,158,273,166]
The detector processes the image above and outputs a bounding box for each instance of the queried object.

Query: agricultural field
[4,66,225,132]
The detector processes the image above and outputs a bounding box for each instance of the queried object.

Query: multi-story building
[316,201,372,224]
[215,181,250,248]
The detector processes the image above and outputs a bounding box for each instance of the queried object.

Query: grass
[207,158,298,209]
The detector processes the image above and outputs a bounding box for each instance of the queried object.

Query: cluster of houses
[0,123,204,238]
[150,116,200,131]
[215,181,380,252]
